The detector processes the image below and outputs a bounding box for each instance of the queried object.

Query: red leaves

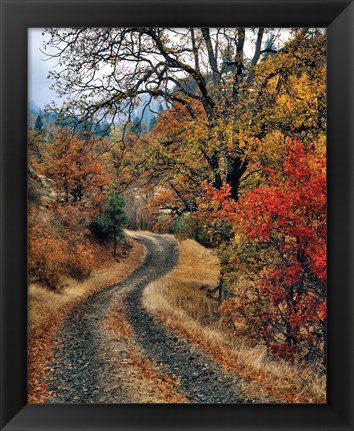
[209,139,326,364]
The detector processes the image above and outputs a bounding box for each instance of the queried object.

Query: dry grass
[102,290,187,403]
[143,239,326,404]
[28,238,145,403]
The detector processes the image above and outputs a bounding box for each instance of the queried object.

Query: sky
[28,28,59,109]
[28,28,292,110]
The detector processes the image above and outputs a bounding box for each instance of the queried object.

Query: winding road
[48,232,247,403]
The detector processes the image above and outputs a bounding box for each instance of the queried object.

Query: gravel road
[48,232,247,403]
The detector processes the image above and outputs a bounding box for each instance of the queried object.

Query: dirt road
[48,232,246,403]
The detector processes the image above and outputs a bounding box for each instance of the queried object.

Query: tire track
[48,232,247,403]
[125,233,246,403]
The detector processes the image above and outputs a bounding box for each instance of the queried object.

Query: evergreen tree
[130,117,141,135]
[149,116,158,131]
[96,193,127,258]
[34,115,44,131]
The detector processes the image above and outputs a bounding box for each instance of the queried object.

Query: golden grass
[28,240,145,332]
[143,239,326,404]
[102,290,187,403]
[28,238,145,403]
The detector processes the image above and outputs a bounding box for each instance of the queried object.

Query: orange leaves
[68,242,95,280]
[28,224,69,290]
[42,131,109,208]
[28,130,112,289]
[203,181,231,205]
[28,207,95,290]
[238,31,326,175]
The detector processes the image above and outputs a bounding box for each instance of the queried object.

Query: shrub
[28,225,69,290]
[209,139,326,366]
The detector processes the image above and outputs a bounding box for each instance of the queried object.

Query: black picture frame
[1,0,353,430]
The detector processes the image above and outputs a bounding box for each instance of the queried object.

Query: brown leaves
[28,310,65,403]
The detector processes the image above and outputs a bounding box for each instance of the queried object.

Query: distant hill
[28,95,167,131]
[28,99,60,130]
[28,99,42,129]
[29,99,42,115]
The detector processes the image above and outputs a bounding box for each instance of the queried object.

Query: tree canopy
[35,27,327,365]
[45,28,325,204]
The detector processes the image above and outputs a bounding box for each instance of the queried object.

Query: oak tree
[44,27,290,202]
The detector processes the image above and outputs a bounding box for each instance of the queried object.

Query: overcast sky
[28,28,59,109]
[28,28,292,110]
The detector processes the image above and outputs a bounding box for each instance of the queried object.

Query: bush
[28,225,69,290]
[67,243,94,280]
[29,219,95,290]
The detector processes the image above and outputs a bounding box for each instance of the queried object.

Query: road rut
[48,232,246,403]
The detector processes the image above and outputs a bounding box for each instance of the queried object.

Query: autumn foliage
[28,206,96,290]
[28,224,70,290]
[28,131,125,290]
[41,132,109,208]
[205,139,326,365]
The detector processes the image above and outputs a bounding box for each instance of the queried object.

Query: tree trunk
[225,156,248,201]
[113,234,117,258]
[218,277,227,303]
